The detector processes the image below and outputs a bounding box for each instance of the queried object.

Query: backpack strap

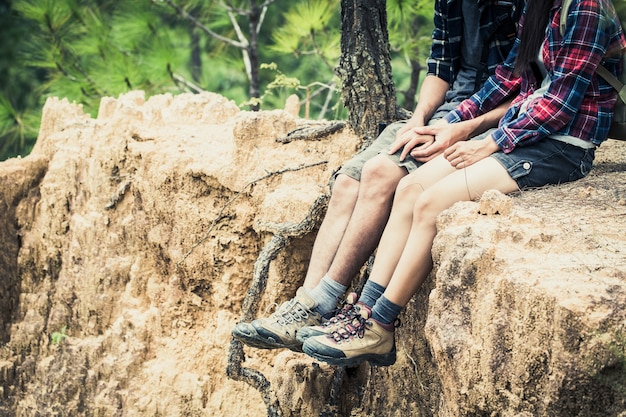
[560,0,626,103]
[597,64,626,102]
[474,9,518,93]
[560,0,574,36]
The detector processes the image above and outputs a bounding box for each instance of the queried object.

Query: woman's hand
[443,135,500,169]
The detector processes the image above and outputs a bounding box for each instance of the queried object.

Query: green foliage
[14,0,190,113]
[0,94,40,159]
[0,2,42,159]
[262,0,343,119]
[0,0,438,161]
[270,0,340,63]
[387,0,435,107]
[387,0,435,61]
[50,326,68,345]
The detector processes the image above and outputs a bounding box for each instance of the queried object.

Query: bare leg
[325,154,407,286]
[366,155,455,289]
[302,174,360,288]
[370,156,519,306]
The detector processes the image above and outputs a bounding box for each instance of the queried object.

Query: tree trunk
[190,28,202,83]
[247,0,261,111]
[403,58,422,112]
[338,0,398,147]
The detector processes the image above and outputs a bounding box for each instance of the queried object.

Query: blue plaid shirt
[428,0,524,85]
[445,0,626,151]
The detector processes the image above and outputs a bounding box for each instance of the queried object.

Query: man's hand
[407,121,461,162]
[388,118,437,162]
[443,135,500,169]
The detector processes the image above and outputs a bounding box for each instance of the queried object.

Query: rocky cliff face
[0,91,625,417]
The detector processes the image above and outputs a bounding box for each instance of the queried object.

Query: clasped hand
[388,121,499,168]
[388,120,451,162]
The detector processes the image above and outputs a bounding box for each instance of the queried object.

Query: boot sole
[295,329,326,344]
[231,325,303,352]
[303,344,396,367]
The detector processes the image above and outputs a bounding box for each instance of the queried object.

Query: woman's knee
[390,175,425,216]
[411,189,444,226]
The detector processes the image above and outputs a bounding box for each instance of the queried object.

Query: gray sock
[305,275,348,315]
[371,295,402,325]
[358,280,386,308]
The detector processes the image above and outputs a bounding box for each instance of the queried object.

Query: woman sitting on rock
[299,0,626,367]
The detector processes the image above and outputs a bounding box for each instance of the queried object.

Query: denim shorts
[489,135,595,189]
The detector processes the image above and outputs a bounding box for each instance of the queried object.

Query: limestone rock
[0,91,359,416]
[0,90,625,417]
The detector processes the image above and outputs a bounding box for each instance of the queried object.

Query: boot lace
[320,300,358,328]
[274,299,313,325]
[327,313,367,344]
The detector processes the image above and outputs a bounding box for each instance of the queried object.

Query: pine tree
[0,0,436,161]
[387,0,435,110]
[0,1,42,159]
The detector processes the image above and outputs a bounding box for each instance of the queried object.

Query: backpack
[560,0,626,141]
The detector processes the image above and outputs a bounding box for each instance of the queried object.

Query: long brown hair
[514,0,555,75]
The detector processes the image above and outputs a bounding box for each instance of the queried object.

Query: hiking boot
[231,288,323,352]
[302,308,396,367]
[296,292,364,344]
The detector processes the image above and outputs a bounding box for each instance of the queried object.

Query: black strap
[474,12,516,92]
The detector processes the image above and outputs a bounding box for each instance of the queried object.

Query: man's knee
[361,155,406,192]
[329,174,360,206]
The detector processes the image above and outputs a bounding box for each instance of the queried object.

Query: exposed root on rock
[226,195,329,416]
[219,158,379,416]
[227,232,375,416]
[276,121,346,144]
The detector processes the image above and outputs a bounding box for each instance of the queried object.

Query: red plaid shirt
[445,0,626,152]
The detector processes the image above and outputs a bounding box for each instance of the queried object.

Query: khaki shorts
[336,120,424,181]
[336,101,465,181]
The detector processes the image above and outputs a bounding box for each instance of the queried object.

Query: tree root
[226,195,329,416]
[226,229,375,416]
[220,161,374,416]
[166,159,332,414]
[276,121,346,144]
[226,337,281,417]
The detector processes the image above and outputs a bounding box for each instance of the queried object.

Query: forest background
[0,0,436,162]
[4,0,625,163]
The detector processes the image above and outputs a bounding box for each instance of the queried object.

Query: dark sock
[358,280,386,308]
[306,275,348,315]
[371,295,402,325]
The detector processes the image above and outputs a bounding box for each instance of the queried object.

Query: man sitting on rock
[232,0,525,352]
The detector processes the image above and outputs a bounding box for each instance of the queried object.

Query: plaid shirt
[445,0,626,151]
[428,0,524,85]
